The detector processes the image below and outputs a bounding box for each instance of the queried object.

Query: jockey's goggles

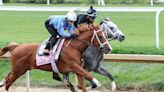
[87,13,98,19]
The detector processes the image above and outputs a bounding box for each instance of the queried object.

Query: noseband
[91,24,109,48]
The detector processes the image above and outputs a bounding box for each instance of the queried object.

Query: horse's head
[77,24,112,54]
[100,17,125,42]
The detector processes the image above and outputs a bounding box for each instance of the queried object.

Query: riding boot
[50,37,58,49]
[43,36,58,55]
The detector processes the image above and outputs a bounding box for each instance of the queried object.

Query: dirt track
[0,86,107,92]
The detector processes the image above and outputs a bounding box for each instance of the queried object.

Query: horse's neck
[76,31,93,53]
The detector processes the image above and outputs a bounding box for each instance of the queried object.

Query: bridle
[73,26,109,49]
[91,24,110,48]
[101,20,120,41]
[90,29,109,48]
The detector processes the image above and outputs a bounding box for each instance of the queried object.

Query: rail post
[0,0,3,5]
[150,0,153,6]
[47,0,50,5]
[155,9,164,49]
[26,71,30,92]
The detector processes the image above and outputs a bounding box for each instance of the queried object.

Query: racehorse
[82,18,125,91]
[54,17,125,92]
[0,24,111,92]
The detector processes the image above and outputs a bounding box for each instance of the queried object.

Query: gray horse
[82,17,125,92]
[53,17,125,92]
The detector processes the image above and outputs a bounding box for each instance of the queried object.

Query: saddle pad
[36,53,55,66]
[36,38,65,66]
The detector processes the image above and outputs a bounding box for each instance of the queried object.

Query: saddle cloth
[36,37,65,73]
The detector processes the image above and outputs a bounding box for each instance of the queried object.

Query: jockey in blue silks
[43,11,77,55]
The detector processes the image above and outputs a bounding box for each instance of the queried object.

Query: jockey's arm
[68,25,76,35]
[57,26,71,38]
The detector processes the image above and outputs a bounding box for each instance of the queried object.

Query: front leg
[94,66,116,92]
[95,66,114,81]
[77,74,87,92]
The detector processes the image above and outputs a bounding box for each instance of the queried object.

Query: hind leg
[77,74,87,92]
[0,78,6,87]
[5,68,28,91]
[0,72,12,88]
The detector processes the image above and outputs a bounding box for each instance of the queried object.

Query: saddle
[36,37,65,73]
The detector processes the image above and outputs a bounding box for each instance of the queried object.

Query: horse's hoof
[5,90,8,92]
[92,78,101,88]
[69,85,78,92]
[0,84,3,87]
[0,81,4,87]
[0,79,5,87]
[111,81,117,92]
[91,83,97,89]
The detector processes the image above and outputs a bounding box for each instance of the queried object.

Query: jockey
[74,6,98,28]
[43,11,77,55]
[51,6,98,83]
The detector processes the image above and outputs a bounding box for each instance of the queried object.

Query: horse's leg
[77,74,87,92]
[71,63,101,89]
[94,66,116,92]
[62,74,78,92]
[66,79,78,92]
[52,72,62,82]
[0,72,13,88]
[5,63,28,91]
[52,72,77,92]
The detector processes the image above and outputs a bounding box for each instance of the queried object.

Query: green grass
[2,2,164,7]
[0,11,164,91]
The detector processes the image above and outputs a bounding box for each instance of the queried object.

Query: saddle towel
[36,37,65,73]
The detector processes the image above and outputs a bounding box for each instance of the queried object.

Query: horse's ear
[104,17,110,21]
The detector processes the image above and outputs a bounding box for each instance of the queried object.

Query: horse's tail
[0,44,18,56]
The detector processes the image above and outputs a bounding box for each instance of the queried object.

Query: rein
[108,37,115,42]
[91,24,109,48]
[75,38,90,46]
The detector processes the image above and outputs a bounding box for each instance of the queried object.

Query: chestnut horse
[0,24,111,92]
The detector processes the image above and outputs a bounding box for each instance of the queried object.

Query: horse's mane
[75,23,100,35]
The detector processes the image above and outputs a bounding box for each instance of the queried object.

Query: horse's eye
[110,27,113,30]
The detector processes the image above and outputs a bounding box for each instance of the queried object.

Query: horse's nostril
[122,35,125,38]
